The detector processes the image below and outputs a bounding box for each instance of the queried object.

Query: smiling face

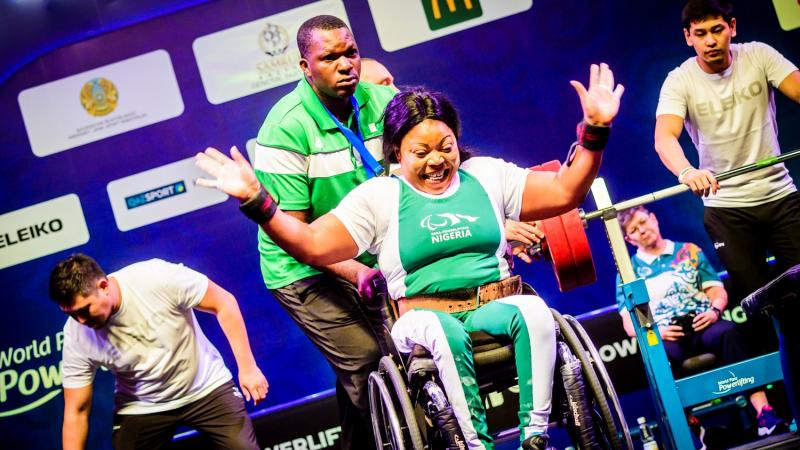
[395,119,461,195]
[60,278,117,329]
[684,15,736,73]
[299,27,361,104]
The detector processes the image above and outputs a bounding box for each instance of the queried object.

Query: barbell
[527,148,800,292]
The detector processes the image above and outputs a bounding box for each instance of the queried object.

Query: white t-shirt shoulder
[61,259,231,414]
[741,41,798,88]
[460,156,529,221]
[330,176,398,256]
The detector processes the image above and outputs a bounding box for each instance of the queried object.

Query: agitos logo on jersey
[421,0,483,30]
[125,181,187,210]
[420,212,479,244]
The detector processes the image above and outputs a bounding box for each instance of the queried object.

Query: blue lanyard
[322,96,384,179]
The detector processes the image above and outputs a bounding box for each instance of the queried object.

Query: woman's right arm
[195,146,359,266]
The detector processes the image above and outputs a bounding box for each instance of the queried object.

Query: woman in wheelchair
[195,63,624,449]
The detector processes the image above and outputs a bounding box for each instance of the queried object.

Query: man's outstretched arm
[196,280,269,405]
[778,70,800,103]
[63,385,92,450]
[655,114,719,197]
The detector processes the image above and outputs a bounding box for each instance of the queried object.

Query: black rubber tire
[369,371,407,450]
[378,356,426,450]
[551,308,623,450]
[564,314,634,450]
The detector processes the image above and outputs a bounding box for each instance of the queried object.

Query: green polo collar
[297,78,370,132]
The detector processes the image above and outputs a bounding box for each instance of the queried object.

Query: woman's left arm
[520,63,624,221]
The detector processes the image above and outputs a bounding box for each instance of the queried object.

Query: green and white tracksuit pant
[391,294,556,450]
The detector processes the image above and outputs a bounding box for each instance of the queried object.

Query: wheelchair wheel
[551,309,627,450]
[369,371,406,450]
[564,314,633,450]
[369,356,426,450]
[379,356,426,450]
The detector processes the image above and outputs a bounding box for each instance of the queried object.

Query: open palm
[570,63,624,126]
[195,146,261,201]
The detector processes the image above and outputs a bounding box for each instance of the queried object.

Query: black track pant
[113,381,257,450]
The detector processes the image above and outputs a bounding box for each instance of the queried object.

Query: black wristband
[576,121,611,151]
[711,306,722,319]
[239,186,278,224]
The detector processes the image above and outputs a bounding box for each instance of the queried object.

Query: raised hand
[195,146,261,201]
[569,63,625,126]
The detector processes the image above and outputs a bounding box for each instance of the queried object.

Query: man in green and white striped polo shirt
[251,15,396,450]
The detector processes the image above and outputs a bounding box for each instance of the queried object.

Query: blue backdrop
[1,1,798,448]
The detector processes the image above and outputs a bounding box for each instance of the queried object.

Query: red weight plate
[539,214,580,292]
[529,160,579,290]
[559,209,596,289]
[528,160,595,291]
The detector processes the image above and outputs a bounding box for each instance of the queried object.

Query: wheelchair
[367,280,634,450]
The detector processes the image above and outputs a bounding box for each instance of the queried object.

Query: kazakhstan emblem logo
[258,23,289,57]
[80,77,118,117]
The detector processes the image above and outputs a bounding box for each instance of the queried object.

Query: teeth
[426,170,445,182]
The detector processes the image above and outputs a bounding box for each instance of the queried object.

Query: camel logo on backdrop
[254,22,299,88]
[125,181,187,210]
[258,23,290,56]
[79,77,118,117]
[420,213,479,244]
[192,0,348,104]
[0,331,64,418]
[422,0,483,30]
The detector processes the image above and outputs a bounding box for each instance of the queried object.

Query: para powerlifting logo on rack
[79,77,118,117]
[0,331,64,418]
[420,213,479,244]
[125,181,187,210]
[713,370,755,394]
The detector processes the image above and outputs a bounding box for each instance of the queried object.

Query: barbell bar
[526,148,800,292]
[581,148,800,223]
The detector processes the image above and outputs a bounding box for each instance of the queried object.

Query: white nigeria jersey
[332,157,529,299]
